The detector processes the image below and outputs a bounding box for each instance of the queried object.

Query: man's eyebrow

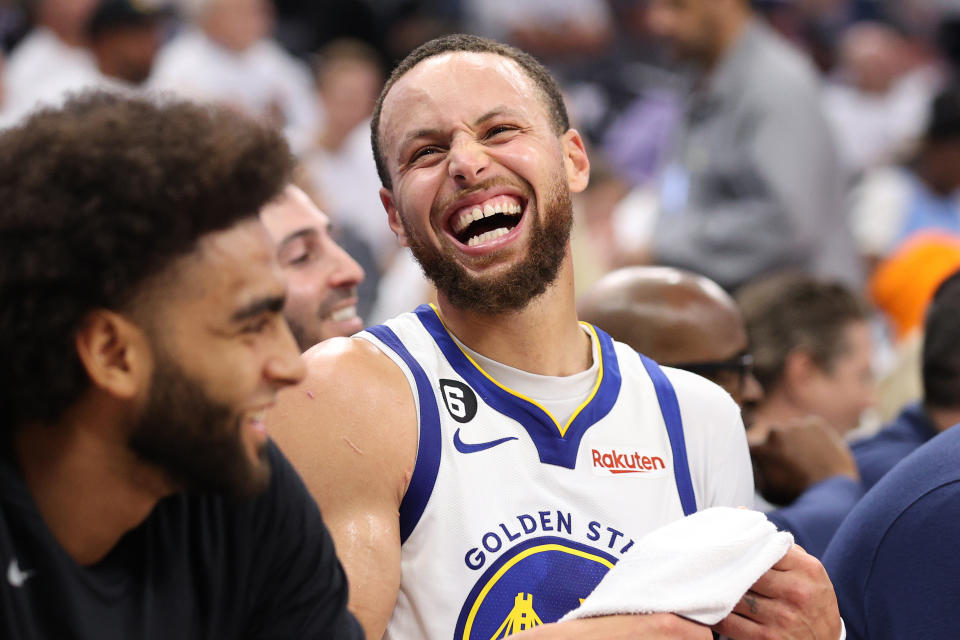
[279,227,317,247]
[230,294,286,323]
[397,128,443,155]
[473,107,521,126]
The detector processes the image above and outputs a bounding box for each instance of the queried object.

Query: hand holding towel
[560,507,793,625]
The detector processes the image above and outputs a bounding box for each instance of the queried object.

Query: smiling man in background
[260,184,366,350]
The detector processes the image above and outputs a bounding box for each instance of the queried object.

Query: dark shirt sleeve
[852,408,935,491]
[826,480,960,640]
[244,443,364,640]
[854,482,960,640]
[852,438,916,492]
[765,476,863,559]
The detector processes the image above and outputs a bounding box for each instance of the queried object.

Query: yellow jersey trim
[427,304,604,437]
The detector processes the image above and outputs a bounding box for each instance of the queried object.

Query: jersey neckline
[414,304,623,469]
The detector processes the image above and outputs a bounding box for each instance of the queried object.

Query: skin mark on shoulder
[342,436,365,455]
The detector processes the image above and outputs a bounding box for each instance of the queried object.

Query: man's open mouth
[449,194,525,247]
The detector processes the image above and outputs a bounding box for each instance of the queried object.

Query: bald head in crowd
[578,266,762,408]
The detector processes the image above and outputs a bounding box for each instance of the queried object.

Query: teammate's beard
[400,173,573,316]
[129,350,270,498]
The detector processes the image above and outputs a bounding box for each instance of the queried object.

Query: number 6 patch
[439,379,479,423]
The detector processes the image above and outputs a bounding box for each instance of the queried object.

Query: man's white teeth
[329,306,357,322]
[250,413,267,435]
[467,227,510,247]
[248,411,266,433]
[453,200,522,233]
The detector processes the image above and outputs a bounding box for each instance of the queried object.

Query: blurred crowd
[2,0,960,429]
[5,2,960,635]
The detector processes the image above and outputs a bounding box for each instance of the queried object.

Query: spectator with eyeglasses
[579,266,864,558]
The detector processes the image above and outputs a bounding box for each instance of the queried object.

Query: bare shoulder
[305,335,408,390]
[268,336,418,506]
[275,335,413,424]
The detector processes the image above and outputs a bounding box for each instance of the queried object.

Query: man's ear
[561,129,591,194]
[782,347,818,394]
[381,187,410,247]
[74,310,151,401]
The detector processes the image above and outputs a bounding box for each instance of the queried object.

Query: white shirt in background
[149,27,321,154]
[1,27,99,127]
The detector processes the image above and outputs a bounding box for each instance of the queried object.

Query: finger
[730,590,775,623]
[748,564,794,598]
[769,544,810,571]
[749,546,820,600]
[712,611,764,639]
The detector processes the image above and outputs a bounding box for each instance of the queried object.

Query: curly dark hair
[0,91,294,429]
[370,33,570,190]
[737,273,870,392]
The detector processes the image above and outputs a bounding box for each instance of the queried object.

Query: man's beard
[129,353,270,499]
[285,286,358,352]
[400,173,573,315]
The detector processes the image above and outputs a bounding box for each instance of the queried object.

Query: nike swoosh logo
[453,429,518,454]
[7,559,34,588]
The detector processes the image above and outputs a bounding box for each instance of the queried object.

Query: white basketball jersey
[359,305,752,640]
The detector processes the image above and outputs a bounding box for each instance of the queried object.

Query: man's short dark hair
[0,91,294,429]
[370,33,569,190]
[923,269,960,409]
[925,85,960,143]
[737,274,870,391]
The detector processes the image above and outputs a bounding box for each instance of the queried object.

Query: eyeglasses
[667,352,754,395]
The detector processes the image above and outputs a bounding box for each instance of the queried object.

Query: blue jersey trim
[414,305,621,469]
[639,355,697,516]
[366,324,443,544]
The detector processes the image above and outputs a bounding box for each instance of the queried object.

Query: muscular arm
[267,337,418,640]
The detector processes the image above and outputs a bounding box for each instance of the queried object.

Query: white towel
[560,507,794,625]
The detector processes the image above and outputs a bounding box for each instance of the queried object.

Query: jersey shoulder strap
[638,354,697,516]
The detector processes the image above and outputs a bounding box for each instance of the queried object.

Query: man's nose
[266,321,307,385]
[329,241,365,289]
[447,136,490,184]
[740,372,764,405]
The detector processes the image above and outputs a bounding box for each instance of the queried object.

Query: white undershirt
[452,326,599,426]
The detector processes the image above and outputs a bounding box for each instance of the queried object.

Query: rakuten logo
[591,448,667,475]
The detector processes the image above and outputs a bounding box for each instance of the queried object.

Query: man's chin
[238,457,272,498]
[319,315,365,341]
[235,437,272,497]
